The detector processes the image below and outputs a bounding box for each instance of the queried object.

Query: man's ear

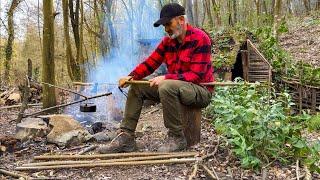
[178,15,185,24]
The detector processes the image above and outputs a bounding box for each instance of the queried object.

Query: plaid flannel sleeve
[128,40,165,80]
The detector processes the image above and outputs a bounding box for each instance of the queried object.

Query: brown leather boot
[97,129,136,154]
[158,133,187,152]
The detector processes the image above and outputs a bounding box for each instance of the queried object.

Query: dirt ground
[1,103,320,180]
[279,16,320,67]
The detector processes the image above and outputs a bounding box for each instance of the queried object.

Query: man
[98,3,214,153]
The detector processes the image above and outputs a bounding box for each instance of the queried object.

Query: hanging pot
[80,102,97,112]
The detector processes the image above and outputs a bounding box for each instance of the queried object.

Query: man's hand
[149,76,165,87]
[118,76,133,88]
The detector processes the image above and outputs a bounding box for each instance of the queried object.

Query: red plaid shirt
[129,24,214,91]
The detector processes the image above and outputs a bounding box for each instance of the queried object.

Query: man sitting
[98,3,214,153]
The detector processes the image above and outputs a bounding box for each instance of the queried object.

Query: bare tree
[62,0,81,81]
[3,0,22,84]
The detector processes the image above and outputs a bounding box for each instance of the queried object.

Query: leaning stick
[16,158,196,171]
[125,80,256,86]
[33,151,197,160]
[24,153,197,167]
[0,169,30,179]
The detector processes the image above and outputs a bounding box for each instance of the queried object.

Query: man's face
[164,16,184,39]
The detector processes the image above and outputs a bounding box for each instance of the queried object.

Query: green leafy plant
[205,79,320,170]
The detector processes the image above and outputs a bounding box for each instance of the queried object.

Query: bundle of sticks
[16,151,198,171]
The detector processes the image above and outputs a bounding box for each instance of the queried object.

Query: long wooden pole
[16,158,196,171]
[33,151,197,160]
[24,153,197,167]
[125,80,256,86]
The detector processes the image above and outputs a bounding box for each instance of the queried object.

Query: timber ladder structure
[241,39,319,114]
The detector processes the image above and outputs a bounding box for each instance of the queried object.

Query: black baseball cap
[153,3,185,27]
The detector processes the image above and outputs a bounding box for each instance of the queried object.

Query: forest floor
[1,17,320,179]
[1,104,320,179]
[279,16,320,67]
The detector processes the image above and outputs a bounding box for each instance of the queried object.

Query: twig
[202,136,220,160]
[296,160,300,180]
[188,162,199,180]
[77,145,97,155]
[200,164,217,179]
[210,166,220,180]
[33,151,197,160]
[23,153,197,167]
[0,168,30,179]
[16,158,196,170]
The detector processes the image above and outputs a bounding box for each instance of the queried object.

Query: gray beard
[167,24,182,39]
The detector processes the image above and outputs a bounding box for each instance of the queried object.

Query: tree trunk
[62,0,81,82]
[3,0,21,85]
[69,0,84,81]
[42,0,57,109]
[262,0,267,14]
[79,0,86,81]
[227,0,233,26]
[194,0,199,27]
[303,0,311,14]
[204,0,214,28]
[255,0,261,25]
[233,0,237,25]
[317,0,320,11]
[211,0,221,26]
[287,0,292,15]
[186,0,194,25]
[273,0,282,39]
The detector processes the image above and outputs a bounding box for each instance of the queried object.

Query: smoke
[65,0,163,124]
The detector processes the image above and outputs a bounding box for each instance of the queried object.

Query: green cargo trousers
[120,80,212,136]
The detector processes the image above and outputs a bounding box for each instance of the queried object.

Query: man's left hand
[149,76,165,87]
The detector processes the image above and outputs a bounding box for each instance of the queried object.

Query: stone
[15,118,49,141]
[92,131,117,142]
[45,114,92,147]
[6,93,21,105]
